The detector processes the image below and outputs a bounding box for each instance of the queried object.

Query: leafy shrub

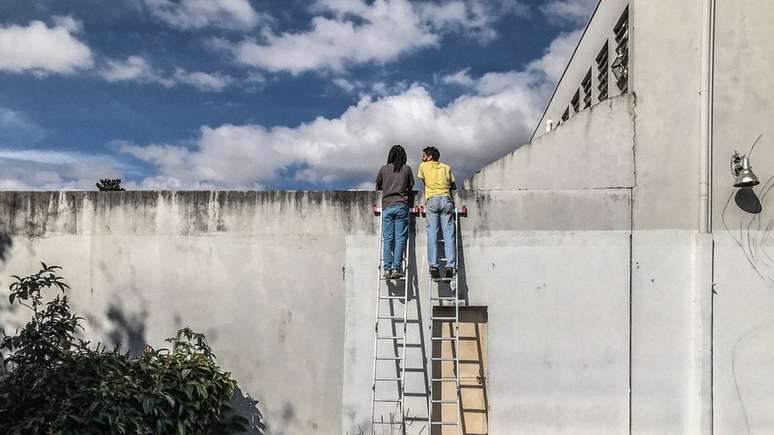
[96,178,125,191]
[0,263,251,434]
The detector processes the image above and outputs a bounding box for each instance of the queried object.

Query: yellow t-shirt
[417,161,455,200]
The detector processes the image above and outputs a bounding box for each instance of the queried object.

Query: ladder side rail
[399,213,410,433]
[370,204,384,434]
[454,205,462,435]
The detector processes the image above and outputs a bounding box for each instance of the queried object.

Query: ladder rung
[378,316,405,320]
[431,357,457,361]
[431,297,457,301]
[380,277,406,281]
[430,400,457,404]
[372,421,404,425]
[430,422,459,425]
[374,398,402,403]
[376,356,402,360]
[432,316,457,321]
[379,296,405,300]
[432,278,454,282]
[431,336,457,341]
[375,377,403,381]
[431,378,458,382]
[377,336,404,340]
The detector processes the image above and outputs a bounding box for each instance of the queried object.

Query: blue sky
[0,0,595,190]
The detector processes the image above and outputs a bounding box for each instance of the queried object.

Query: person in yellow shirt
[417,146,457,279]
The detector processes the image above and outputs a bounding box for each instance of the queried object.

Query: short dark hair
[422,146,440,161]
[386,144,407,172]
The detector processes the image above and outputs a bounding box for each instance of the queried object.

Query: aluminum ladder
[426,202,464,435]
[370,204,413,434]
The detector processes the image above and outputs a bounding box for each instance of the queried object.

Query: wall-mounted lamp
[731,151,760,187]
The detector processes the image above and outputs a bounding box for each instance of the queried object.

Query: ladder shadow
[407,213,432,428]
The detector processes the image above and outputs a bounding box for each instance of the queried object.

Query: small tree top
[96,178,125,191]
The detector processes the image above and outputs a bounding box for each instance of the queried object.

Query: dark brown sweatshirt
[375,164,414,208]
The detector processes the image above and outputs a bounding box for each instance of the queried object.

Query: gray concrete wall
[466,94,634,190]
[0,191,375,435]
[0,189,633,434]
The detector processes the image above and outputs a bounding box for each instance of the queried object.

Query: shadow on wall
[0,232,12,266]
[722,175,774,284]
[105,303,148,356]
[229,387,266,434]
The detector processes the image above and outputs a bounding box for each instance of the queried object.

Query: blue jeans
[426,196,456,269]
[382,204,409,271]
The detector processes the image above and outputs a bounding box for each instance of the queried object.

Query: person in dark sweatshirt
[375,144,414,279]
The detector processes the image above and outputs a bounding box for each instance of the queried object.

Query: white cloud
[143,0,265,30]
[119,28,579,189]
[0,149,122,191]
[442,68,475,87]
[99,56,173,85]
[540,0,598,26]
[172,69,233,92]
[525,29,582,82]
[0,17,93,75]
[222,0,526,74]
[99,56,234,92]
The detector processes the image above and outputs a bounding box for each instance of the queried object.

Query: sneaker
[445,267,456,279]
[383,269,392,279]
[391,270,403,280]
[429,266,440,279]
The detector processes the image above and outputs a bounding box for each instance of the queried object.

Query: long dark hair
[386,144,407,172]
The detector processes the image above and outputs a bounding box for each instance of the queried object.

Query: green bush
[0,263,251,435]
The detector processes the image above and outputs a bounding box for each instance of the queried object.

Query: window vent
[571,90,580,113]
[612,7,629,93]
[596,42,609,102]
[581,70,592,108]
[561,107,570,122]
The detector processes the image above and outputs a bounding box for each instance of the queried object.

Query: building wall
[466,94,635,190]
[627,1,707,433]
[711,0,774,433]
[0,190,632,434]
[533,0,629,141]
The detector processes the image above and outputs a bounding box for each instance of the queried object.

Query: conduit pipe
[699,0,715,233]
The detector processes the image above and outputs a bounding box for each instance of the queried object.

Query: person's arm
[449,169,457,190]
[375,169,383,190]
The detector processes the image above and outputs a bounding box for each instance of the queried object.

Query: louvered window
[612,7,629,93]
[571,90,580,113]
[596,42,609,102]
[582,69,592,108]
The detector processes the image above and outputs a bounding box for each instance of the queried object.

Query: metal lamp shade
[734,156,760,187]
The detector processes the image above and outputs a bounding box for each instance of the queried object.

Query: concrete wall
[466,94,634,190]
[627,1,707,433]
[0,189,632,434]
[711,0,774,433]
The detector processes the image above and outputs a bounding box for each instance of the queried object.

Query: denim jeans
[382,204,409,271]
[425,195,456,269]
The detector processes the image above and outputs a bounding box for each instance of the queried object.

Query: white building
[1,0,773,434]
